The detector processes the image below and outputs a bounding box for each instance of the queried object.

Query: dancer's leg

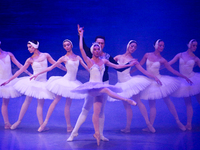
[64,98,73,132]
[1,98,11,129]
[67,95,94,141]
[121,101,132,133]
[38,95,62,132]
[184,97,193,130]
[37,99,45,126]
[134,94,155,133]
[99,94,109,141]
[163,96,186,131]
[93,96,103,146]
[11,96,33,129]
[100,88,137,106]
[195,93,200,105]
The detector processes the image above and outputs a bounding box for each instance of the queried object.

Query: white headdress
[127,40,137,50]
[154,39,161,49]
[63,39,73,48]
[187,39,196,48]
[28,41,39,49]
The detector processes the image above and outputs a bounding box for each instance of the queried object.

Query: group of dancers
[0,25,199,146]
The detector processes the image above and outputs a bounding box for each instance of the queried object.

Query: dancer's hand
[77,24,84,35]
[30,74,38,80]
[185,77,193,85]
[0,80,10,86]
[129,59,138,66]
[154,77,162,85]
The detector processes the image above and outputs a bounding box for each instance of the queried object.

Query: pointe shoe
[176,121,186,131]
[4,123,11,129]
[67,132,78,141]
[126,99,137,106]
[100,135,109,141]
[67,126,73,133]
[185,124,192,130]
[93,133,100,146]
[121,128,130,133]
[38,124,46,132]
[147,124,156,133]
[142,127,150,132]
[10,121,21,130]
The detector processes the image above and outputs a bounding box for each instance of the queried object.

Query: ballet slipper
[93,133,100,146]
[4,122,11,129]
[100,136,109,141]
[185,124,192,130]
[176,120,186,131]
[38,124,46,132]
[126,99,137,106]
[67,126,73,133]
[10,121,21,130]
[121,128,130,133]
[67,132,78,141]
[147,123,156,133]
[142,127,150,132]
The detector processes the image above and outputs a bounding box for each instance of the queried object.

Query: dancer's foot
[147,123,156,133]
[38,122,47,132]
[67,126,73,133]
[100,135,109,141]
[93,133,100,146]
[4,122,11,129]
[176,120,186,131]
[67,132,78,142]
[185,124,192,130]
[11,121,21,130]
[126,99,137,106]
[121,128,130,133]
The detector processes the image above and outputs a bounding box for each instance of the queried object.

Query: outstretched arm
[30,56,66,80]
[45,53,66,71]
[168,53,181,65]
[9,52,32,76]
[104,59,137,69]
[1,58,32,86]
[110,55,129,72]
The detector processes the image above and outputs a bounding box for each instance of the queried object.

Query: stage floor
[0,95,200,150]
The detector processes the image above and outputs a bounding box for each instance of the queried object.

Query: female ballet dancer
[169,39,200,130]
[67,25,128,142]
[30,39,88,132]
[68,28,136,146]
[0,41,31,129]
[111,40,162,133]
[139,39,192,131]
[1,40,66,129]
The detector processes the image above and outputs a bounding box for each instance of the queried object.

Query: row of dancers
[0,25,199,145]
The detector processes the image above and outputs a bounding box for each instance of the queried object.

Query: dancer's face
[127,43,137,54]
[27,44,36,53]
[156,41,165,52]
[93,45,101,57]
[189,41,198,52]
[63,41,72,52]
[95,38,105,50]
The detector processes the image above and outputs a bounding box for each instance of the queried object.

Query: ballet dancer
[169,39,200,130]
[1,40,66,129]
[68,27,136,146]
[0,41,31,129]
[111,40,162,133]
[67,25,128,142]
[30,39,88,132]
[139,39,192,131]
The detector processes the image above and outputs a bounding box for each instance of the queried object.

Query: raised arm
[9,52,32,76]
[78,56,89,72]
[168,53,181,65]
[1,58,32,86]
[45,53,66,71]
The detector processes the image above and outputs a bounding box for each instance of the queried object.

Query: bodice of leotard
[117,61,131,82]
[32,58,47,81]
[179,57,195,78]
[89,64,105,82]
[63,59,79,81]
[146,59,160,77]
[0,55,12,79]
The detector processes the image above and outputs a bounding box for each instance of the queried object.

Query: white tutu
[46,76,86,99]
[140,75,180,100]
